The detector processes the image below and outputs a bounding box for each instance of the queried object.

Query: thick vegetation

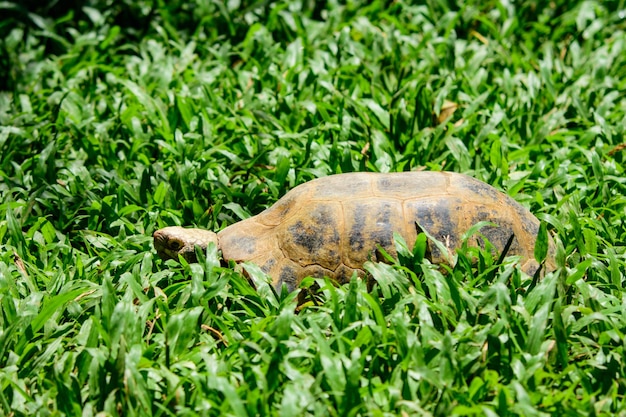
[1,0,625,415]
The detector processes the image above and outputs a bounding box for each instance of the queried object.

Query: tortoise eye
[169,240,181,250]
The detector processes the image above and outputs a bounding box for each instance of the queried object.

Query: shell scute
[259,188,306,226]
[219,233,259,261]
[218,218,269,262]
[343,198,404,268]
[335,264,361,284]
[374,171,450,198]
[261,258,276,273]
[278,264,299,292]
[279,202,342,269]
[404,198,459,262]
[453,175,502,202]
[310,174,372,199]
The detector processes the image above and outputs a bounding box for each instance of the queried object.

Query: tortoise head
[153,226,218,263]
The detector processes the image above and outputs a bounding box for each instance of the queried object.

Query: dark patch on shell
[278,265,298,292]
[234,236,258,256]
[369,228,393,247]
[327,249,339,262]
[303,265,331,279]
[288,206,340,260]
[524,262,539,276]
[478,224,521,255]
[335,265,359,284]
[261,258,276,273]
[463,177,502,201]
[510,199,540,237]
[415,201,457,259]
[349,201,397,254]
[264,196,297,224]
[369,203,395,247]
[377,177,392,190]
[471,207,522,255]
[289,220,325,252]
[349,210,366,251]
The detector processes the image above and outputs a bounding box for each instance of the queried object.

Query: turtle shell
[216,172,551,291]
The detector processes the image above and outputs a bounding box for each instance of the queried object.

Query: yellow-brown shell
[216,172,551,291]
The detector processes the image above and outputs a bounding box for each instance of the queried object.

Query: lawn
[1,0,626,415]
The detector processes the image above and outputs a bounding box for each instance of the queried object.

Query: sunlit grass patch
[1,0,626,415]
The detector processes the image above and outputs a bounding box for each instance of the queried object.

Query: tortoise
[153,172,554,291]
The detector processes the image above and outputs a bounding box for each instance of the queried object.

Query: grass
[1,0,626,415]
